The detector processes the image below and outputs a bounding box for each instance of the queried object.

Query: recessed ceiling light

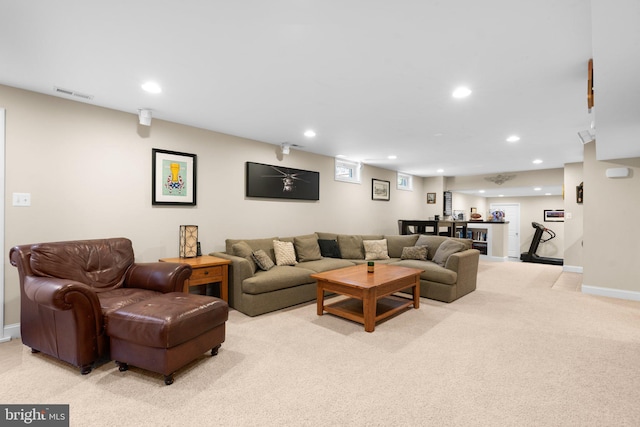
[304,130,316,138]
[533,159,543,164]
[498,195,505,197]
[437,169,444,173]
[534,187,542,191]
[452,86,472,98]
[336,154,347,158]
[388,155,397,160]
[141,81,162,94]
[506,135,520,142]
[545,193,552,196]
[479,190,485,194]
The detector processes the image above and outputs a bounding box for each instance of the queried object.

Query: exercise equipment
[520,222,563,265]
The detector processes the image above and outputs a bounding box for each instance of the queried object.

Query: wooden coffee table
[312,264,423,332]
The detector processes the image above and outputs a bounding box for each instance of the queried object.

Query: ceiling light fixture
[388,155,397,160]
[506,135,520,142]
[533,159,543,164]
[452,86,472,98]
[437,169,444,173]
[141,81,162,94]
[534,187,542,191]
[304,130,316,138]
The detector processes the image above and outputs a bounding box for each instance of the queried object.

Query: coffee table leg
[363,289,376,332]
[413,276,420,309]
[317,282,325,316]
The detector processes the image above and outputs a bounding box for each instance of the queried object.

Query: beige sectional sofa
[211,232,480,317]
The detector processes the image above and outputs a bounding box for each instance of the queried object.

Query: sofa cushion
[274,240,297,266]
[401,245,428,261]
[97,288,162,316]
[293,235,322,262]
[252,249,275,271]
[297,258,355,273]
[337,235,364,259]
[363,239,390,260]
[318,239,342,258]
[30,238,134,290]
[432,239,467,266]
[385,234,419,258]
[391,259,458,285]
[232,241,257,273]
[242,265,316,294]
[225,237,277,262]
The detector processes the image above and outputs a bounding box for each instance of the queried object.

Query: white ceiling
[1,1,638,197]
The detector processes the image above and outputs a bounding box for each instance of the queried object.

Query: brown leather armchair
[10,238,192,375]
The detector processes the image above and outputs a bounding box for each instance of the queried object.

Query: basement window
[397,172,413,191]
[335,158,361,184]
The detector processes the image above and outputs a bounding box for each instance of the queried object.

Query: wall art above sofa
[246,162,319,201]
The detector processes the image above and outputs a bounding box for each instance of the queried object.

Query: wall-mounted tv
[246,162,320,201]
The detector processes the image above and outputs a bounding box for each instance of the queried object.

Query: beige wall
[486,196,565,258]
[446,169,564,192]
[1,85,430,325]
[583,141,640,293]
[563,162,584,269]
[4,84,640,328]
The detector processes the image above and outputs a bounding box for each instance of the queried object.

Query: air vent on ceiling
[54,86,94,100]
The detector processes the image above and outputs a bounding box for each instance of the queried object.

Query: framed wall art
[544,209,564,222]
[427,193,436,204]
[246,162,319,201]
[152,148,197,206]
[372,179,390,201]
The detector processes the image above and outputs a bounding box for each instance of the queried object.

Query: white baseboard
[563,265,583,273]
[480,255,509,262]
[2,323,20,341]
[581,285,640,302]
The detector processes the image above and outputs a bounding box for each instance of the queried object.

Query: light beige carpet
[1,261,639,426]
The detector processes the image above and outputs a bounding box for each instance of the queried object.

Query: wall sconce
[281,143,291,155]
[179,225,198,258]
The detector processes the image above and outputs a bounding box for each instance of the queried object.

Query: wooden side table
[159,255,231,302]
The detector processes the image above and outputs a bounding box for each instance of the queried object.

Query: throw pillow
[252,249,275,271]
[432,239,466,266]
[232,241,257,273]
[318,239,342,258]
[363,239,390,260]
[337,235,364,259]
[415,234,431,247]
[385,234,419,258]
[273,240,297,266]
[293,235,322,262]
[401,245,428,261]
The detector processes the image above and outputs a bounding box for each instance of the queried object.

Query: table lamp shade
[179,225,198,258]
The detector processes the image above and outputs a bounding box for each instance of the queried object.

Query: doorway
[491,203,520,259]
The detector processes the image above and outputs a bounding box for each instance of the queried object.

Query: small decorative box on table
[159,255,231,302]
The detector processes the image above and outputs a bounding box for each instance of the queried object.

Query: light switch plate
[13,192,31,206]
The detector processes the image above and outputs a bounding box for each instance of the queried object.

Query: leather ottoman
[106,292,228,385]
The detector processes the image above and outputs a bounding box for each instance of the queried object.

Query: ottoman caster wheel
[80,365,92,375]
[211,344,221,356]
[31,348,40,354]
[164,375,174,386]
[115,361,129,372]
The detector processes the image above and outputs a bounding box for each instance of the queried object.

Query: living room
[2,1,640,425]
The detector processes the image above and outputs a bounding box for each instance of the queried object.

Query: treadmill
[520,222,563,265]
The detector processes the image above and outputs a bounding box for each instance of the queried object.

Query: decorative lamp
[179,225,198,258]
